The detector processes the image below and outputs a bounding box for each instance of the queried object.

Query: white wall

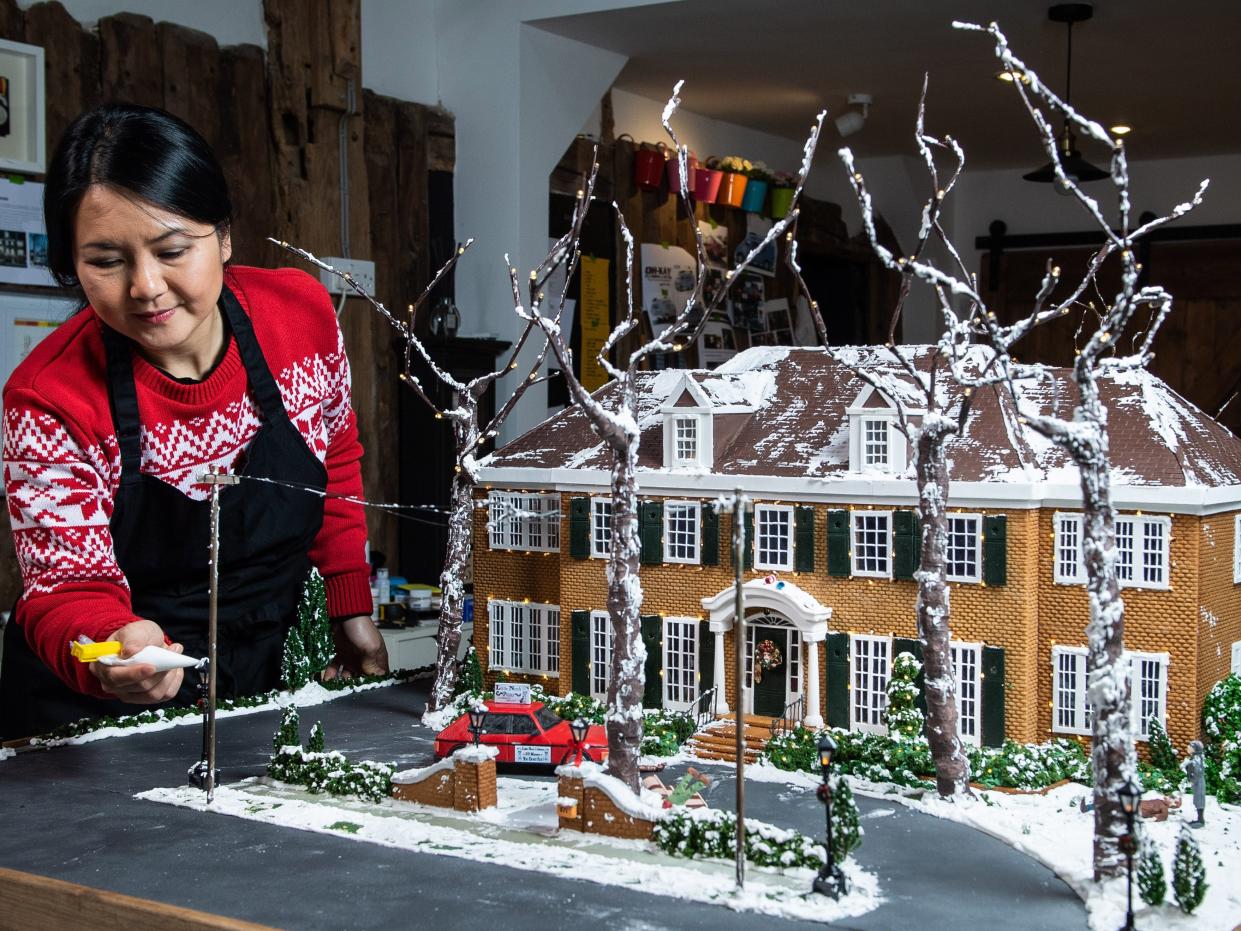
[360,0,439,104]
[25,0,266,47]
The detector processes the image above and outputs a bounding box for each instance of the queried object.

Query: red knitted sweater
[2,265,372,696]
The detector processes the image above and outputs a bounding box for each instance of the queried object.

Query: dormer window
[846,385,913,474]
[661,374,713,470]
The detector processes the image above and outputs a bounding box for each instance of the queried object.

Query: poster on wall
[792,293,818,346]
[728,271,765,334]
[734,213,777,277]
[698,220,729,269]
[697,310,738,369]
[764,297,794,345]
[640,242,696,338]
[0,177,54,286]
[0,39,46,174]
[1,291,76,398]
[579,254,610,391]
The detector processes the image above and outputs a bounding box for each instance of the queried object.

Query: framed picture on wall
[0,38,45,175]
[0,291,76,391]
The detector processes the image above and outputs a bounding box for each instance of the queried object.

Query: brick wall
[557,771,658,840]
[1198,512,1241,730]
[391,756,498,812]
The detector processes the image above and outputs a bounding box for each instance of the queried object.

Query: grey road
[0,682,1086,930]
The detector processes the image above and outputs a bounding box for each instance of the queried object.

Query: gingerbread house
[472,346,1241,751]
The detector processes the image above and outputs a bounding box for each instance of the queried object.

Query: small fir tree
[883,652,924,742]
[1137,838,1167,907]
[281,627,310,691]
[1148,719,1179,775]
[298,569,334,678]
[831,775,863,864]
[457,645,483,696]
[1172,827,1207,914]
[274,706,301,751]
[308,721,325,753]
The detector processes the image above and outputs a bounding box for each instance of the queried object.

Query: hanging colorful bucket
[667,152,698,194]
[634,143,667,191]
[718,172,748,208]
[694,167,723,203]
[770,186,796,218]
[741,178,768,212]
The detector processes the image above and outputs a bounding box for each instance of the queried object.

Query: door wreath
[754,639,783,684]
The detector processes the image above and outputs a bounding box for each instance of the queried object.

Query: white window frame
[590,497,612,559]
[486,600,560,676]
[850,634,891,734]
[1052,645,1092,736]
[754,504,794,571]
[851,510,893,579]
[1051,644,1168,741]
[1114,515,1171,591]
[1054,512,1084,584]
[945,514,983,584]
[590,610,613,702]
[862,417,890,469]
[1234,514,1241,584]
[950,641,982,746]
[743,616,801,700]
[673,417,698,467]
[662,616,699,710]
[487,491,560,553]
[663,500,701,565]
[1231,640,1241,677]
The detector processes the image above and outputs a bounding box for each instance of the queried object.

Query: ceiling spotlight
[835,93,872,138]
[1110,123,1132,136]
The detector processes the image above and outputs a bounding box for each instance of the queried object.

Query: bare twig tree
[275,229,579,713]
[838,19,1207,876]
[505,84,825,791]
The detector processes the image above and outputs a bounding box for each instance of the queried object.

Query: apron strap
[100,324,143,487]
[219,283,291,428]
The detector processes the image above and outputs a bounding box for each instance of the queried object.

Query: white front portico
[700,577,832,727]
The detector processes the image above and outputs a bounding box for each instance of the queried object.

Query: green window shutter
[981,645,1006,747]
[893,636,927,720]
[698,620,714,694]
[794,506,815,572]
[641,615,663,708]
[701,504,720,566]
[825,632,849,728]
[827,509,850,577]
[914,514,923,570]
[569,497,590,559]
[983,515,1007,586]
[893,510,916,580]
[640,501,663,565]
[743,509,754,570]
[571,610,591,696]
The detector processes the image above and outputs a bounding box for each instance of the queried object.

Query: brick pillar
[452,757,497,811]
[557,772,585,831]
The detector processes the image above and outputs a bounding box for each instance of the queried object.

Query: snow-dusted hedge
[267,746,394,803]
[765,726,1092,791]
[653,807,827,871]
[1203,675,1241,800]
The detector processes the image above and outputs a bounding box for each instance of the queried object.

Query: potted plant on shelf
[694,157,724,203]
[769,170,797,218]
[740,160,771,212]
[667,148,698,194]
[633,141,668,191]
[714,155,750,208]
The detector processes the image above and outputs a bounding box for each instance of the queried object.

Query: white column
[804,637,824,728]
[712,628,730,714]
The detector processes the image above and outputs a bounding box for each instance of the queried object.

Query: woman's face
[73,184,232,375]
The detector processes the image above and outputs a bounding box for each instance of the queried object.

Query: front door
[752,627,788,718]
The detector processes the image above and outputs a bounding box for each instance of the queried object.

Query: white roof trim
[476,465,1241,516]
[659,373,712,414]
[702,578,831,639]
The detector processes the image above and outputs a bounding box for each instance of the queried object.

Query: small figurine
[1181,740,1206,827]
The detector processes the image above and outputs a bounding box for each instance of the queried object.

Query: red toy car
[433,701,609,766]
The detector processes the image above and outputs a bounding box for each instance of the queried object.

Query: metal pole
[201,469,237,803]
[732,489,746,889]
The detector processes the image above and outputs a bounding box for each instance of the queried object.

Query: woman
[0,103,386,739]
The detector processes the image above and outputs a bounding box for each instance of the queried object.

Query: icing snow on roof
[482,347,1241,489]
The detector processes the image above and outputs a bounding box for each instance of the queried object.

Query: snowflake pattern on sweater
[2,266,373,695]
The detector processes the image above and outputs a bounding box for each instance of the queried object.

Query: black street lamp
[468,705,486,749]
[1117,778,1141,931]
[813,733,849,899]
[569,717,589,767]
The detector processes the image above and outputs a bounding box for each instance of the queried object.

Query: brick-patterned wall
[1036,512,1201,753]
[1198,512,1241,727]
[391,756,497,811]
[557,772,657,840]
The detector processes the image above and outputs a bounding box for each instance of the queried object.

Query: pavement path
[0,681,1087,930]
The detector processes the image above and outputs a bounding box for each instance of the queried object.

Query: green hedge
[653,807,828,870]
[267,746,394,803]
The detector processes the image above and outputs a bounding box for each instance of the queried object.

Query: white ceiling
[531,0,1241,170]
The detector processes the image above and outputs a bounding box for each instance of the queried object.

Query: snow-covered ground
[140,775,881,925]
[722,760,1240,931]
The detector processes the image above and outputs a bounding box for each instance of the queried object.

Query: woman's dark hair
[43,103,232,291]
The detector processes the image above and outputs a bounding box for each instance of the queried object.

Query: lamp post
[570,717,589,767]
[1117,778,1141,931]
[813,734,848,899]
[468,705,485,749]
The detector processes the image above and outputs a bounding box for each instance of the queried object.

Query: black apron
[0,284,328,740]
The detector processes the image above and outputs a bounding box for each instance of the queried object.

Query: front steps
[685,713,778,764]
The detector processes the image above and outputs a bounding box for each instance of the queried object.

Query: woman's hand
[90,619,185,703]
[323,615,389,681]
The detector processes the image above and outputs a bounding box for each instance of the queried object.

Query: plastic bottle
[376,567,390,608]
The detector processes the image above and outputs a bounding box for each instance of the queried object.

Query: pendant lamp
[1023,3,1110,186]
